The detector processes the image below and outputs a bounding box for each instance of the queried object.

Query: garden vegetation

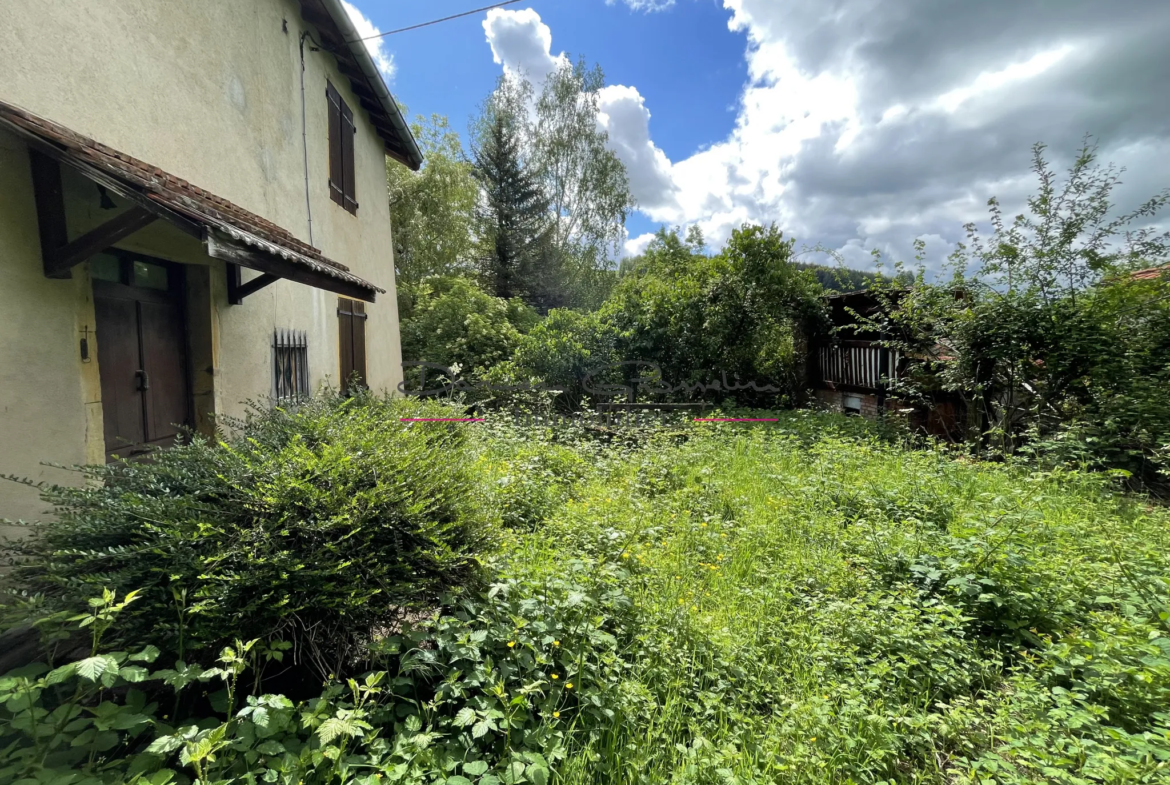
[2,398,1169,784]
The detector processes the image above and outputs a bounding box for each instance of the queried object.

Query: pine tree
[471,80,549,303]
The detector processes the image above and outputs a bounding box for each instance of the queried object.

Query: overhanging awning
[0,99,384,302]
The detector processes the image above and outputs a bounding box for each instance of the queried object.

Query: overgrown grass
[473,411,1170,783]
[3,405,1168,784]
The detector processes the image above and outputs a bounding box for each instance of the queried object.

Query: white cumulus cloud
[624,232,658,258]
[342,0,395,83]
[597,86,679,213]
[484,10,679,216]
[482,1,1170,275]
[483,8,566,83]
[607,0,677,11]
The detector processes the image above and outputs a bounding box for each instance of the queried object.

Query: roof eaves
[307,0,423,171]
[0,99,384,300]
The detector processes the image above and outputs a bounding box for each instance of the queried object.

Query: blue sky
[351,0,750,242]
[344,0,1170,273]
[383,1,746,162]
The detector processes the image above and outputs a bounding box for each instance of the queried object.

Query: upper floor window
[326,80,358,215]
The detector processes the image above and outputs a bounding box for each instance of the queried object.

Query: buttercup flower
[553,711,560,718]
[565,682,574,689]
[551,674,559,680]
[507,641,516,648]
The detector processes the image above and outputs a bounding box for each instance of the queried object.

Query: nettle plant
[360,560,639,785]
[3,590,465,785]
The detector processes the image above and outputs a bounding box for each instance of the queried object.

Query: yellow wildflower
[553,640,561,646]
[553,711,561,718]
[507,641,516,648]
[551,674,559,680]
[565,682,574,690]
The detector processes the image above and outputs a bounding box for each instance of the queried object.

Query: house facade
[0,0,422,523]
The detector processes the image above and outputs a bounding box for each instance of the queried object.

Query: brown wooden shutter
[337,298,368,390]
[351,299,366,385]
[340,102,358,214]
[326,81,344,208]
[338,297,354,386]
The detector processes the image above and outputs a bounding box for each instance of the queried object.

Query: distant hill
[793,262,906,292]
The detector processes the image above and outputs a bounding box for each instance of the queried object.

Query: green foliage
[505,309,620,411]
[398,276,539,377]
[5,411,1170,784]
[602,225,826,406]
[790,260,908,292]
[861,140,1170,485]
[531,59,635,282]
[472,61,634,313]
[388,113,480,283]
[471,77,551,305]
[2,393,497,675]
[361,560,639,783]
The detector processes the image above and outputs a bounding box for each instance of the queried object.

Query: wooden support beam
[225,264,280,305]
[226,262,242,304]
[210,235,376,303]
[237,273,280,300]
[27,149,157,278]
[27,149,69,279]
[50,207,156,277]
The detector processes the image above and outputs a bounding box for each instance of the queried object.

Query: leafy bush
[505,309,619,411]
[1,592,417,785]
[2,392,498,676]
[1,565,644,785]
[398,276,538,382]
[602,225,826,407]
[863,141,1170,485]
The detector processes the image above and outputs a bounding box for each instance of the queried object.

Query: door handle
[135,369,151,392]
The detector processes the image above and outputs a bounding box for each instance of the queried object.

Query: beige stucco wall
[0,0,405,523]
[0,131,104,524]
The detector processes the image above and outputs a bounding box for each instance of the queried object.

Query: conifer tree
[471,78,549,302]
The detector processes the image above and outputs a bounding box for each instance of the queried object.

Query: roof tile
[0,98,383,296]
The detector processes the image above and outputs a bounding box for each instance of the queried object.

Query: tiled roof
[0,99,383,298]
[1132,265,1169,281]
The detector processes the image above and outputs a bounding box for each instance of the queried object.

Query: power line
[350,0,531,42]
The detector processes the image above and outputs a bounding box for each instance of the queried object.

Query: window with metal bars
[273,329,310,402]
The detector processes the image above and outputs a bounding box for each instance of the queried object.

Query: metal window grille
[273,329,310,402]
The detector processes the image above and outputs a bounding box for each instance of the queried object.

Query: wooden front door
[92,253,191,460]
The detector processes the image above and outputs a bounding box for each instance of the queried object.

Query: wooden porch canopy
[0,99,383,303]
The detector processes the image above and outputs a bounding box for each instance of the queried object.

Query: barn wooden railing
[815,340,900,392]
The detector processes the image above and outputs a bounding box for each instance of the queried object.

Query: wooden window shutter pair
[326,81,358,214]
[337,297,367,390]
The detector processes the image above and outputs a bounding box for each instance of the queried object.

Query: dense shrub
[863,141,1170,485]
[398,276,538,382]
[503,309,620,410]
[1,392,498,676]
[602,225,826,407]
